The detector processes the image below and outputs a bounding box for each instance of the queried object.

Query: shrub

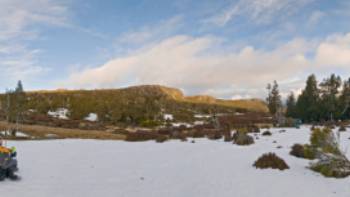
[233,131,254,145]
[224,133,232,142]
[207,130,222,140]
[310,128,341,155]
[310,154,350,178]
[339,125,346,132]
[253,153,289,170]
[191,129,206,138]
[262,131,272,136]
[247,125,260,133]
[290,144,305,158]
[125,130,158,142]
[139,119,161,128]
[155,135,168,143]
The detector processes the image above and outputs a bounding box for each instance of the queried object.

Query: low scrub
[310,128,341,155]
[233,131,254,145]
[290,144,316,159]
[310,154,350,178]
[125,130,158,142]
[247,125,260,133]
[155,135,169,143]
[253,153,289,170]
[262,131,272,136]
[339,125,347,132]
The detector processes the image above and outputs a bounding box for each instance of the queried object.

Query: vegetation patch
[290,144,316,159]
[310,154,350,178]
[233,131,254,145]
[338,125,347,132]
[253,153,289,170]
[262,131,272,136]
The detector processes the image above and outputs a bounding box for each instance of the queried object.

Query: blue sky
[1,0,350,99]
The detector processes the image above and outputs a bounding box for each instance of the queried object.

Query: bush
[262,131,272,136]
[224,133,232,142]
[310,154,350,178]
[247,125,260,133]
[155,135,168,143]
[303,144,316,159]
[233,131,254,145]
[290,144,316,159]
[310,128,340,155]
[339,125,347,132]
[139,119,161,128]
[253,153,289,170]
[207,130,222,140]
[125,130,158,142]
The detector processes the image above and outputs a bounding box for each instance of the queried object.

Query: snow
[194,114,211,119]
[171,122,192,128]
[48,108,69,120]
[85,113,98,122]
[1,126,350,197]
[163,114,174,121]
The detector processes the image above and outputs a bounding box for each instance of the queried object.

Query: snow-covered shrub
[262,131,272,136]
[308,127,350,178]
[310,153,350,178]
[253,153,289,170]
[310,128,340,155]
[233,131,254,145]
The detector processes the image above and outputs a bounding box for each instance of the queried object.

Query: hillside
[0,85,268,125]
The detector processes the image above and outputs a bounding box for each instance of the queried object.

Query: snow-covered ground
[1,126,350,197]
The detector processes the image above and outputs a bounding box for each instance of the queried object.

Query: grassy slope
[0,85,268,124]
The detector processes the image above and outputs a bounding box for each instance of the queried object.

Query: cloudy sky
[1,0,350,99]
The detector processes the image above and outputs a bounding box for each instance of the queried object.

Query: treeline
[268,74,350,123]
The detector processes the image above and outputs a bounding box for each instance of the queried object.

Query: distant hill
[0,85,268,125]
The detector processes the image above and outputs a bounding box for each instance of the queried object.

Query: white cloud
[0,0,68,88]
[206,0,314,26]
[115,16,183,46]
[315,33,350,67]
[64,35,310,98]
[64,32,350,99]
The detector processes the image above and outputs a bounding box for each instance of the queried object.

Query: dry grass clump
[262,130,272,136]
[247,125,260,133]
[125,130,158,142]
[233,131,254,145]
[339,125,347,132]
[253,153,289,170]
[155,135,169,143]
[289,144,315,159]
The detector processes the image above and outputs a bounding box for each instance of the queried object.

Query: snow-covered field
[1,126,350,197]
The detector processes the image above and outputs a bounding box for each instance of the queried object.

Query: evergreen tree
[266,81,282,115]
[286,92,296,118]
[319,74,341,121]
[296,74,320,122]
[6,80,26,123]
[339,78,350,119]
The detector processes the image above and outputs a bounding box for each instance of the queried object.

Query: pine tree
[339,78,350,119]
[286,92,296,118]
[296,74,320,122]
[319,74,341,121]
[266,81,282,115]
